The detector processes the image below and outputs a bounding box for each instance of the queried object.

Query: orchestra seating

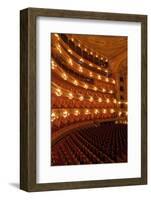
[51,122,127,166]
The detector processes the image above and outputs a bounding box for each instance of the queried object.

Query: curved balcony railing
[60,34,108,68]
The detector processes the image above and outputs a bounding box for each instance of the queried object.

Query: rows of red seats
[51,122,127,166]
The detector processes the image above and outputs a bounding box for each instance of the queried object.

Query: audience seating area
[51,122,127,166]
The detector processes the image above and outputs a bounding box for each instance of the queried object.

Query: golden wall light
[118,111,122,116]
[110,109,115,114]
[79,66,83,73]
[113,99,117,104]
[55,88,62,96]
[106,98,110,103]
[89,72,93,77]
[85,109,90,115]
[89,96,93,102]
[94,109,99,114]
[68,92,73,99]
[98,97,102,102]
[68,58,73,65]
[63,110,69,118]
[74,110,80,116]
[93,86,98,91]
[84,84,88,89]
[103,109,107,114]
[54,33,59,38]
[68,49,72,54]
[73,80,78,86]
[102,88,106,93]
[98,75,101,80]
[112,80,116,84]
[79,95,84,101]
[105,78,109,82]
[62,73,68,80]
[51,112,56,122]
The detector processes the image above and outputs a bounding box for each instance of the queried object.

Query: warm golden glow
[98,97,102,103]
[112,80,116,84]
[79,66,83,73]
[106,98,110,103]
[63,110,69,118]
[118,111,122,116]
[113,99,117,104]
[57,44,62,53]
[68,92,73,99]
[89,96,93,102]
[85,109,90,115]
[68,49,72,54]
[79,95,84,101]
[62,73,68,80]
[103,109,107,114]
[105,78,109,82]
[98,75,101,80]
[89,71,93,77]
[55,88,62,96]
[73,80,78,86]
[74,110,80,116]
[54,33,59,38]
[118,101,127,105]
[102,88,106,93]
[51,61,55,70]
[51,112,56,122]
[84,84,88,89]
[93,86,98,91]
[68,58,73,65]
[94,109,99,114]
[110,109,115,114]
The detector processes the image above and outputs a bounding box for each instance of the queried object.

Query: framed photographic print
[20,8,147,191]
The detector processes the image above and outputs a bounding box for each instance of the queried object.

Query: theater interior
[51,33,128,166]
